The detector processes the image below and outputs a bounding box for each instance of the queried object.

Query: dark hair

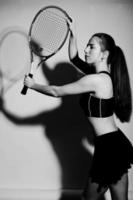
[92,33,132,122]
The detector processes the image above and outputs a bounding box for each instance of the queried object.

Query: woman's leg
[109,173,129,200]
[82,178,108,200]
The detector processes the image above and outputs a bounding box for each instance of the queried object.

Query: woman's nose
[84,47,89,54]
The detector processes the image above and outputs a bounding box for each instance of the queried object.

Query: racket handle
[21,73,33,95]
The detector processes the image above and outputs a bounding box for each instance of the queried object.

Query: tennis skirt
[89,128,133,191]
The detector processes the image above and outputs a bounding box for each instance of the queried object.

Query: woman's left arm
[24,75,99,97]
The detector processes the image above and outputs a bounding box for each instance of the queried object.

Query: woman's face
[84,36,103,65]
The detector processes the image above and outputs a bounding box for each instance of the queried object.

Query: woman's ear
[101,50,109,62]
[103,50,109,60]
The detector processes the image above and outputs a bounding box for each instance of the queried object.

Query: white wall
[0,0,133,199]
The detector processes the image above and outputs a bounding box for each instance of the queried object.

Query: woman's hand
[67,19,76,36]
[24,75,35,89]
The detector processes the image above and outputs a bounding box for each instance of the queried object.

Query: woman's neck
[95,62,109,73]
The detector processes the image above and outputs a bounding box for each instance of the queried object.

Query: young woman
[23,22,133,200]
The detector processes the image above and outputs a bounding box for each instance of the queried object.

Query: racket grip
[21,73,33,95]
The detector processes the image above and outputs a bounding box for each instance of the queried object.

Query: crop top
[71,54,114,118]
[79,71,114,118]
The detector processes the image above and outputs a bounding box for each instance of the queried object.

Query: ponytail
[111,46,132,122]
[92,33,132,122]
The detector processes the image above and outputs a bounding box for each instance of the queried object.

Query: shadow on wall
[0,61,95,197]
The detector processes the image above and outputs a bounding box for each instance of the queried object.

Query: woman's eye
[89,45,94,49]
[90,46,94,50]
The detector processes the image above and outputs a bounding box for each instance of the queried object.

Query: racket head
[0,27,31,94]
[21,6,72,95]
[29,5,72,59]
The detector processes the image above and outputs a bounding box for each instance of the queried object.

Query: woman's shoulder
[84,73,111,84]
[85,72,113,98]
[97,73,113,98]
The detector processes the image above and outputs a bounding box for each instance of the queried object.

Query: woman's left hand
[24,75,35,89]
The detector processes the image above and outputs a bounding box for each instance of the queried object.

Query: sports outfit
[71,54,133,191]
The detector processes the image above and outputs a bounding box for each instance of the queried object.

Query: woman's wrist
[28,82,36,90]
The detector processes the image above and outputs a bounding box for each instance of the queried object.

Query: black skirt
[89,128,133,191]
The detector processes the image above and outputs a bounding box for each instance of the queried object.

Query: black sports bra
[80,71,114,118]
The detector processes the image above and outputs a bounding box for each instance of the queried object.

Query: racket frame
[29,5,72,60]
[21,5,72,95]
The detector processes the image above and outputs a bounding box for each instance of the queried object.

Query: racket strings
[31,9,68,56]
[45,9,68,23]
[33,14,67,48]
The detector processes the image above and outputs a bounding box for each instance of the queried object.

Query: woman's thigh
[82,178,108,200]
[109,173,128,200]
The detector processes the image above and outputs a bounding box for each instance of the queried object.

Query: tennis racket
[0,27,30,95]
[21,5,72,95]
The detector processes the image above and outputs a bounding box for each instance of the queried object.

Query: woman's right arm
[68,21,95,75]
[68,21,78,60]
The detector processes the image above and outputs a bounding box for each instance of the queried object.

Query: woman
[24,21,133,200]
